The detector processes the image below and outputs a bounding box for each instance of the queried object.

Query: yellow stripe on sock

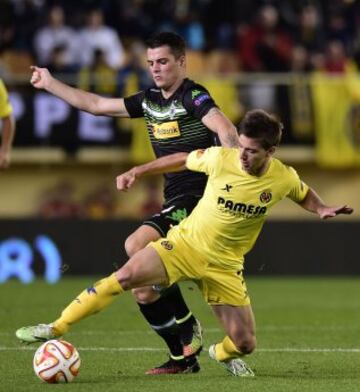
[170,354,185,361]
[176,311,193,325]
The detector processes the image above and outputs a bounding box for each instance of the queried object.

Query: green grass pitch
[1,277,360,392]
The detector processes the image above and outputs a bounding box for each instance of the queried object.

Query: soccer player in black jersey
[27,32,239,374]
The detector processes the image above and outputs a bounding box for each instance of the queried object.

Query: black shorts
[143,194,202,237]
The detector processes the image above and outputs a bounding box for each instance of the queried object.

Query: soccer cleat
[145,356,200,375]
[182,319,203,357]
[15,324,58,344]
[208,344,254,377]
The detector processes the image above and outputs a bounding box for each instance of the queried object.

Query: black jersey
[124,78,219,201]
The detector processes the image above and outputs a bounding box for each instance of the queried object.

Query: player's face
[238,134,274,175]
[147,46,185,90]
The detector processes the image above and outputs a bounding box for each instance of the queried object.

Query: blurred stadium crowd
[1,0,360,148]
[0,0,360,73]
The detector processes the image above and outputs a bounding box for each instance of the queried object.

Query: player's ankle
[51,321,69,336]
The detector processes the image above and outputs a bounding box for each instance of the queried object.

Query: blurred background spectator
[83,183,116,219]
[37,180,83,218]
[77,8,125,70]
[33,5,78,68]
[139,179,162,219]
[1,0,359,77]
[77,48,117,95]
[237,4,293,72]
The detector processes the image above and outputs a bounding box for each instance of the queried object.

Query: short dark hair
[238,109,283,150]
[145,32,186,59]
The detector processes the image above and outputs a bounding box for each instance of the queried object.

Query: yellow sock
[52,273,123,335]
[215,336,243,362]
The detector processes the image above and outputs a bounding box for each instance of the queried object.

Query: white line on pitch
[2,346,360,353]
[0,346,162,352]
[2,325,359,337]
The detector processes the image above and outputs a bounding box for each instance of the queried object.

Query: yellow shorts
[149,230,250,307]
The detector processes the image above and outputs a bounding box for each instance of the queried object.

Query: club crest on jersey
[151,121,180,139]
[259,190,272,204]
[169,101,177,119]
[161,240,173,250]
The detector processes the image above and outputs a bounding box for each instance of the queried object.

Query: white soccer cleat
[15,324,58,343]
[209,344,254,377]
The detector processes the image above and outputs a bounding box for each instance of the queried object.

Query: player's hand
[318,205,353,219]
[30,66,52,90]
[116,169,137,192]
[0,150,10,170]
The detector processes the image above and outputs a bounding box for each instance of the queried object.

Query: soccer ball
[33,339,81,383]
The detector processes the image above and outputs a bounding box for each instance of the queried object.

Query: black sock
[161,284,197,342]
[138,295,183,358]
[161,284,194,321]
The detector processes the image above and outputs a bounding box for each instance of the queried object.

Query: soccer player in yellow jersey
[16,109,353,376]
[0,79,15,169]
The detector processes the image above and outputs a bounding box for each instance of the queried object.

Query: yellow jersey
[0,79,13,118]
[170,147,309,269]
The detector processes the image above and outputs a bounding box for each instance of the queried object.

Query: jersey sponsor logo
[217,197,267,217]
[194,93,211,106]
[259,190,272,203]
[151,121,181,139]
[160,240,173,250]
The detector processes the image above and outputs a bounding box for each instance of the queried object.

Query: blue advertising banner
[0,219,358,283]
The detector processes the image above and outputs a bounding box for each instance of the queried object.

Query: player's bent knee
[131,287,160,304]
[124,235,142,257]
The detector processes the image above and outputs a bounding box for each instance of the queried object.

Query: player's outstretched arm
[201,108,240,148]
[116,152,188,191]
[298,188,353,219]
[30,66,129,117]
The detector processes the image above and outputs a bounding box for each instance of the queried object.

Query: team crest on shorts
[259,190,272,203]
[196,149,205,158]
[161,240,173,250]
